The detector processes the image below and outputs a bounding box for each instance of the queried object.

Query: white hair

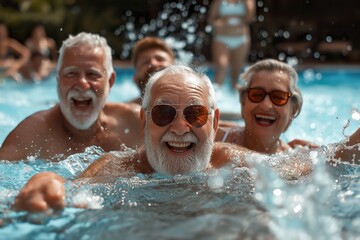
[142,64,217,110]
[56,32,114,80]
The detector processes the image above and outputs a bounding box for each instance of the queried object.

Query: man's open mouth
[166,141,195,153]
[71,97,92,108]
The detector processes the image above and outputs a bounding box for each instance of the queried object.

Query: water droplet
[351,109,360,121]
[326,36,333,43]
[293,204,302,213]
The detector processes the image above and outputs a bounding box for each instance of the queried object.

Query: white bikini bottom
[214,35,249,49]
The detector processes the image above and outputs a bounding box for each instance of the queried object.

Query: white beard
[144,123,214,176]
[59,87,108,130]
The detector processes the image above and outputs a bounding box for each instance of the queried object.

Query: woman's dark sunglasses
[246,88,292,106]
[149,105,211,128]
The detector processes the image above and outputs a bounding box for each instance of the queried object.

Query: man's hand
[14,172,65,212]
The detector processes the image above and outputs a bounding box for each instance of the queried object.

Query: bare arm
[211,142,249,168]
[334,128,360,164]
[13,153,129,212]
[207,0,221,25]
[245,0,256,22]
[13,146,150,212]
[211,142,313,180]
[79,152,121,178]
[7,39,30,73]
[0,113,49,161]
[79,146,151,178]
[13,153,124,213]
[47,38,58,61]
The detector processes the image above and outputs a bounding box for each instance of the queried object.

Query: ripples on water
[0,146,359,239]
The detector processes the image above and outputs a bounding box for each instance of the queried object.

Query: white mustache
[161,132,198,143]
[67,89,96,102]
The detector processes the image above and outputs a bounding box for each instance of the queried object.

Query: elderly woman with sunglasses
[216,59,316,154]
[216,59,360,163]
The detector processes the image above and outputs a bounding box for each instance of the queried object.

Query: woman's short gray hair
[56,32,114,80]
[142,64,217,110]
[238,59,303,118]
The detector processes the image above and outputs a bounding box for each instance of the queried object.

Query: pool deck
[114,60,360,70]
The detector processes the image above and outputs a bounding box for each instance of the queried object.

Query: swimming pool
[0,66,359,239]
[0,66,359,144]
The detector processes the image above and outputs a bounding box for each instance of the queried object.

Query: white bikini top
[219,1,246,16]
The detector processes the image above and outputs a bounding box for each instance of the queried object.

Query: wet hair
[238,59,303,118]
[142,64,217,110]
[131,37,175,67]
[56,32,114,80]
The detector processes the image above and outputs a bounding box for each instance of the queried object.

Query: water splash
[115,0,211,64]
[59,145,105,177]
[248,149,343,239]
[351,108,360,121]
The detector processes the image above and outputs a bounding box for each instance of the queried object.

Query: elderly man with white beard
[0,32,142,161]
[13,65,249,213]
[80,64,249,176]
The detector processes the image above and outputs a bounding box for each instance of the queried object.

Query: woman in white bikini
[208,0,256,88]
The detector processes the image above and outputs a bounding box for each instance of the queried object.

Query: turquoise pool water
[0,67,359,145]
[0,66,359,239]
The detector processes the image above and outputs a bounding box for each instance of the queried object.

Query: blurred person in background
[20,23,57,81]
[19,50,54,81]
[208,0,256,89]
[25,23,57,62]
[130,37,175,105]
[0,21,30,81]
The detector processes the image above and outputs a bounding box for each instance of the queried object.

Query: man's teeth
[72,97,91,101]
[71,97,92,106]
[71,97,91,101]
[168,142,192,148]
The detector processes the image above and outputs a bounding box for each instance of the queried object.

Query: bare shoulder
[208,0,221,19]
[211,142,249,168]
[103,102,141,126]
[79,152,117,178]
[105,102,141,116]
[79,147,152,178]
[3,106,58,140]
[215,126,230,142]
[8,38,21,47]
[216,126,244,144]
[0,106,60,160]
[47,37,57,46]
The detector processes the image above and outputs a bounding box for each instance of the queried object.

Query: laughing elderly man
[0,32,142,161]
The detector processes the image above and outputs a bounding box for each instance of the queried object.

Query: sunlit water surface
[0,67,359,239]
